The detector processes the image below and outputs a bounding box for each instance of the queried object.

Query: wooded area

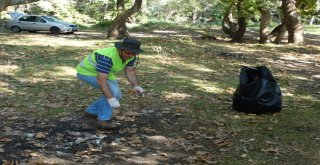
[1,0,319,43]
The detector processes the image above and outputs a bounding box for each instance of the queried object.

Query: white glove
[133,86,144,94]
[108,98,120,108]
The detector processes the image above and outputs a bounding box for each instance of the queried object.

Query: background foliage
[1,0,319,27]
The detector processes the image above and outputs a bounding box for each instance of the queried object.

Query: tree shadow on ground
[1,29,320,164]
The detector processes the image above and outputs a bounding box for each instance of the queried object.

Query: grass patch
[304,25,320,33]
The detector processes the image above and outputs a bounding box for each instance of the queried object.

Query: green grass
[248,23,320,34]
[304,25,320,33]
[1,24,320,164]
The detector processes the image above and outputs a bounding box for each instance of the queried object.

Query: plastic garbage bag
[232,66,282,114]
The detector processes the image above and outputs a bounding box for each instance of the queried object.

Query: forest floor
[0,27,320,165]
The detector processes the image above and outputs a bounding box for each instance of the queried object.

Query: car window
[35,16,46,23]
[42,16,56,22]
[19,16,38,22]
[19,16,30,21]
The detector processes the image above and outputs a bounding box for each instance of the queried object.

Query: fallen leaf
[35,132,48,139]
[29,152,40,157]
[261,147,280,156]
[195,151,216,163]
[265,141,277,145]
[124,117,135,122]
[184,131,201,136]
[267,127,273,131]
[213,140,233,148]
[78,150,93,156]
[0,136,12,142]
[8,116,19,120]
[47,103,63,109]
[21,150,32,157]
[117,156,127,160]
[213,120,225,127]
[240,153,247,158]
[115,116,125,121]
[29,141,47,148]
[159,152,168,157]
[125,111,139,116]
[142,127,157,133]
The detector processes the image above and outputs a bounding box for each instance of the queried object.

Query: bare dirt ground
[1,105,213,165]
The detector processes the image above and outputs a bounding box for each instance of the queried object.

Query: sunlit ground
[0,28,320,164]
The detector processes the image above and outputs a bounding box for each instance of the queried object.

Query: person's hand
[107,98,120,108]
[133,86,144,94]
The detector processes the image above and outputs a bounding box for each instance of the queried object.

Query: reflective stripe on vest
[79,53,96,68]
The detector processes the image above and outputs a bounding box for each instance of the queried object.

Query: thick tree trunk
[0,0,40,12]
[231,0,246,42]
[282,0,304,44]
[231,17,246,42]
[116,0,126,38]
[222,3,237,38]
[269,23,287,44]
[107,0,142,39]
[258,7,271,44]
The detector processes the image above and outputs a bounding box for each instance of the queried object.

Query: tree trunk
[222,3,237,38]
[269,23,287,44]
[107,0,142,39]
[309,16,315,25]
[0,0,40,12]
[258,7,271,44]
[117,0,125,11]
[192,10,198,23]
[282,0,304,44]
[231,0,246,42]
[231,17,246,42]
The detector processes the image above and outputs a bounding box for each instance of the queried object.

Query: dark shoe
[85,112,97,120]
[97,120,118,130]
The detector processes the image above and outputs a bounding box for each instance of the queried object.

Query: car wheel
[50,27,61,35]
[11,26,21,33]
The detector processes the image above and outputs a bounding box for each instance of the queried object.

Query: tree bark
[258,7,271,44]
[107,0,142,39]
[117,0,125,11]
[231,17,246,42]
[231,0,246,42]
[270,23,287,44]
[222,2,237,38]
[0,0,40,12]
[282,0,304,44]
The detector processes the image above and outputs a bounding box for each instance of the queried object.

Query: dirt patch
[0,105,223,164]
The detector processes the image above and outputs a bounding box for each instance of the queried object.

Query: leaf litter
[1,30,320,164]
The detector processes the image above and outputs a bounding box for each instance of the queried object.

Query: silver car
[4,15,78,34]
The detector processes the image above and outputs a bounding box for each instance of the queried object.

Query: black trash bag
[232,66,282,114]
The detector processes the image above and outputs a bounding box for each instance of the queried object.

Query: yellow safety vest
[76,47,135,80]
